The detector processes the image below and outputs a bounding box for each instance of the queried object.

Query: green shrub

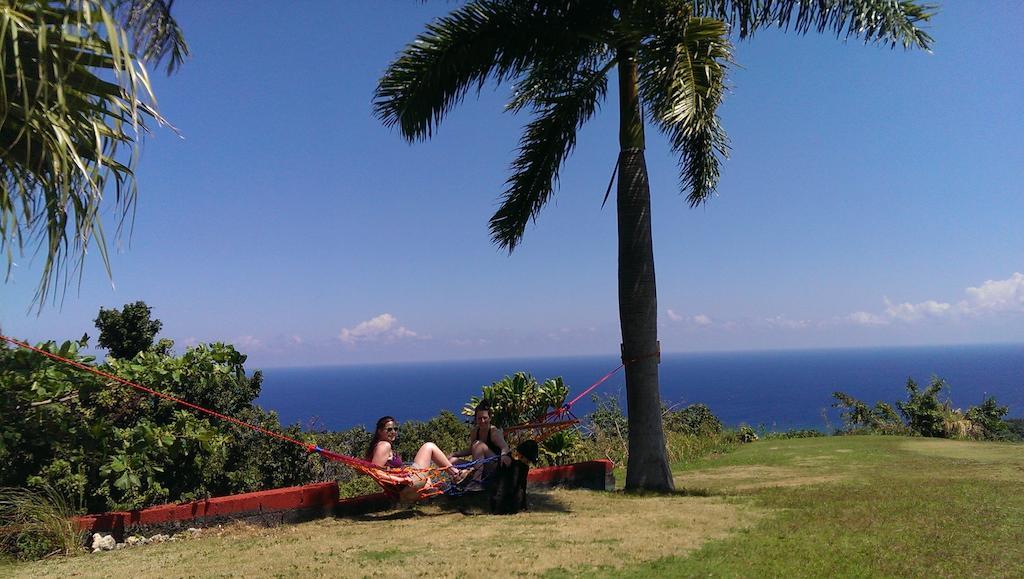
[832,378,1015,440]
[1005,418,1024,441]
[737,425,758,443]
[462,372,568,428]
[965,397,1011,440]
[665,404,723,436]
[762,429,826,440]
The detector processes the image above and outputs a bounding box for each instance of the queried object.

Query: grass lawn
[4,436,1022,577]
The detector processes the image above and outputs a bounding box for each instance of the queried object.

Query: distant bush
[665,404,723,436]
[1005,418,1024,441]
[832,377,1014,441]
[737,425,759,443]
[762,429,826,440]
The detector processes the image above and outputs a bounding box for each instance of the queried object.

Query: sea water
[257,343,1024,432]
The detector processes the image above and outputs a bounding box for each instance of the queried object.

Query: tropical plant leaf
[691,0,935,49]
[490,64,610,251]
[638,10,731,205]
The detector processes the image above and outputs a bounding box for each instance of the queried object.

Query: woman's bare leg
[471,440,496,461]
[412,442,454,469]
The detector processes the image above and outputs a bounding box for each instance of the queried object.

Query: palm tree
[0,0,187,306]
[376,0,933,491]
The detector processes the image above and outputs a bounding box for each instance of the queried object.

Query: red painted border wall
[75,460,613,536]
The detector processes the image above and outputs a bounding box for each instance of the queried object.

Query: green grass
[557,436,1024,577]
[3,436,1022,577]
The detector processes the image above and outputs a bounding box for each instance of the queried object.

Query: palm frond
[112,0,190,74]
[374,0,611,142]
[691,0,935,49]
[0,0,163,307]
[639,13,731,205]
[489,65,609,251]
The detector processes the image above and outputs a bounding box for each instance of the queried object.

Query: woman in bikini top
[366,416,468,500]
[449,401,512,467]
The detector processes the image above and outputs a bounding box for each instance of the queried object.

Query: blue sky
[2,2,1023,368]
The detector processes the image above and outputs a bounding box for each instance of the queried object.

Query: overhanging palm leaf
[374,0,612,142]
[692,0,934,49]
[638,12,731,205]
[112,0,190,74]
[0,0,165,305]
[490,64,610,251]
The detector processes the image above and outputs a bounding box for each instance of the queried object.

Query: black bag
[490,459,529,515]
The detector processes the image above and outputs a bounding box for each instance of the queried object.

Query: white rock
[114,543,126,550]
[126,536,142,546]
[187,527,202,534]
[91,533,116,551]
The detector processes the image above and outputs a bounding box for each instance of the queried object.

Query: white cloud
[847,272,1024,326]
[234,335,263,349]
[884,298,953,322]
[666,309,712,326]
[338,313,420,344]
[763,315,809,329]
[848,311,889,326]
[964,272,1024,313]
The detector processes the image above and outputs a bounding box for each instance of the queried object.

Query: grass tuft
[0,487,84,561]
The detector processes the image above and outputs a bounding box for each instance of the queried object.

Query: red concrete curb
[76,460,614,535]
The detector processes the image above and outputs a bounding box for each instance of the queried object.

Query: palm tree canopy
[0,0,187,306]
[374,0,933,251]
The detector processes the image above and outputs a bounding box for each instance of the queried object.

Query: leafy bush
[897,378,950,437]
[665,404,723,436]
[94,301,163,360]
[1005,418,1024,441]
[965,397,1011,440]
[462,372,568,428]
[832,392,906,434]
[762,429,826,440]
[737,425,759,443]
[0,336,317,514]
[833,378,1014,441]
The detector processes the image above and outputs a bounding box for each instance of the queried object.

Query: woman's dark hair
[365,416,396,461]
[474,400,491,415]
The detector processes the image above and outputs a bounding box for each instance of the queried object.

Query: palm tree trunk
[616,48,674,492]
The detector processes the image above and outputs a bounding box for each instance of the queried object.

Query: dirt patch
[677,465,843,492]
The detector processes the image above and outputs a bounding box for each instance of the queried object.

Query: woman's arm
[370,440,392,467]
[492,427,512,463]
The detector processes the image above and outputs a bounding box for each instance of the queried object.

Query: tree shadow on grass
[614,486,720,498]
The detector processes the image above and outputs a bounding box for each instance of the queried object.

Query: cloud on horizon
[666,309,713,326]
[849,272,1024,326]
[338,313,421,344]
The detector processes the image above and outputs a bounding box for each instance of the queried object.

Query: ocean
[257,343,1024,432]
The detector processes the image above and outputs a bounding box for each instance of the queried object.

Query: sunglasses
[384,426,399,433]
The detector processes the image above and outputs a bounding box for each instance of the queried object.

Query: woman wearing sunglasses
[365,416,468,498]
